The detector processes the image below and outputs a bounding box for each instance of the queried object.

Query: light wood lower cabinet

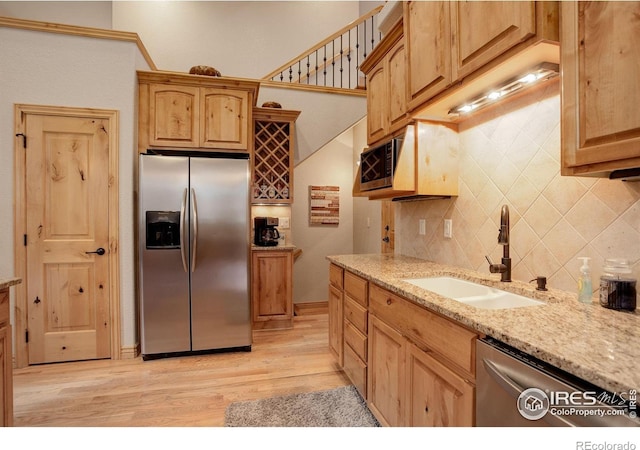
[368,283,477,427]
[405,342,474,427]
[251,250,293,330]
[328,283,343,365]
[368,315,406,427]
[0,288,12,427]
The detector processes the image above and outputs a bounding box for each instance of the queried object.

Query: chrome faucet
[485,205,511,282]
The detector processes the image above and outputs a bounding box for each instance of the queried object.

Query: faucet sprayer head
[498,205,510,245]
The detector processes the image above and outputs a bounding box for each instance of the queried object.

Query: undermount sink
[402,276,544,310]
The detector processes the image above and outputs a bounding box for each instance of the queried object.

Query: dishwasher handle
[482,358,577,427]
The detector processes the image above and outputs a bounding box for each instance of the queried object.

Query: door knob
[86,247,106,256]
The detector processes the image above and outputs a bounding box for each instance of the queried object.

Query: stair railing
[262,5,383,91]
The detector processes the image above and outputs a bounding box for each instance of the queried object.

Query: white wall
[0,1,112,28]
[112,1,363,77]
[0,26,151,350]
[351,118,382,253]
[292,127,356,304]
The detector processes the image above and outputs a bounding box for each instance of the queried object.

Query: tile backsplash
[397,81,640,295]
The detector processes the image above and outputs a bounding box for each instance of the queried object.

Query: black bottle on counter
[599,259,637,312]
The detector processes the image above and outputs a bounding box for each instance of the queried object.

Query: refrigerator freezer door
[189,157,251,350]
[139,154,191,355]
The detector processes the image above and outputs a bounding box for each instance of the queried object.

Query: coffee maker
[254,217,280,246]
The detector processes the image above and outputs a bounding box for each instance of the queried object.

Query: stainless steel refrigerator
[138,152,251,359]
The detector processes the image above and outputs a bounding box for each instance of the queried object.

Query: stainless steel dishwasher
[476,338,639,427]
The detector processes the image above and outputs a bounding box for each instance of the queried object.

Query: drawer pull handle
[425,405,429,413]
[386,298,392,305]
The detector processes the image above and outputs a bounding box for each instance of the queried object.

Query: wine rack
[252,108,300,204]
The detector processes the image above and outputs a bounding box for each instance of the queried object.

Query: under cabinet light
[448,62,559,118]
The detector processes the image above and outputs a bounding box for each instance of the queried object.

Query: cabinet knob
[386,298,392,305]
[425,405,429,413]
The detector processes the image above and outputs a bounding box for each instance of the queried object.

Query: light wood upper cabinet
[201,88,249,150]
[406,0,452,110]
[404,1,558,119]
[149,84,200,147]
[138,71,259,153]
[361,20,408,146]
[451,1,537,79]
[561,2,640,177]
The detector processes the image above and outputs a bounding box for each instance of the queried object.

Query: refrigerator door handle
[191,188,198,272]
[179,188,188,272]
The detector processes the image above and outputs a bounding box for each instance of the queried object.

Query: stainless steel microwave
[360,137,403,191]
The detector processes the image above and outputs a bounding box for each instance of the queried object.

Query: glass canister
[599,258,637,312]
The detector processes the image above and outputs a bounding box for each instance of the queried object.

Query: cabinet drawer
[0,291,8,327]
[344,320,367,361]
[344,295,367,334]
[344,271,368,307]
[343,344,367,400]
[329,264,344,290]
[369,283,477,377]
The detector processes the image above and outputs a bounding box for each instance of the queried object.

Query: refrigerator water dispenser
[146,211,180,249]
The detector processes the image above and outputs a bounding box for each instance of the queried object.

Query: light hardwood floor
[13,313,349,426]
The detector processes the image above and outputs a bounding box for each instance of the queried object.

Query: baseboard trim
[120,343,140,359]
[294,301,328,316]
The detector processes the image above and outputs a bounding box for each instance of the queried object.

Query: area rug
[224,385,380,427]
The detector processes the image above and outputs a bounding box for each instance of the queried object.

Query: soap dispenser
[577,257,592,304]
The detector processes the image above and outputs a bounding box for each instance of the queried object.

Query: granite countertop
[252,244,297,251]
[327,253,639,395]
[0,277,22,290]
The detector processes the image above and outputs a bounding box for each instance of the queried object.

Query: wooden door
[367,315,406,427]
[201,88,249,150]
[451,1,535,79]
[561,1,640,175]
[381,201,394,253]
[23,113,113,364]
[406,1,452,110]
[405,343,474,427]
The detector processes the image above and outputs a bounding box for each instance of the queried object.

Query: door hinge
[24,234,27,246]
[15,133,27,149]
[25,330,29,343]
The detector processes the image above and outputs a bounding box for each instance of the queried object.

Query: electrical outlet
[279,217,290,229]
[444,219,452,238]
[419,219,426,235]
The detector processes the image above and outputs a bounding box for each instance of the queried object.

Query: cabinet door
[251,251,292,328]
[366,62,388,145]
[201,88,249,150]
[149,84,200,147]
[328,284,343,366]
[406,1,452,110]
[561,1,640,175]
[0,325,11,427]
[367,315,405,427]
[451,1,536,79]
[387,39,408,134]
[405,343,474,427]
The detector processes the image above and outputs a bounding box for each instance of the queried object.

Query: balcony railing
[262,5,383,91]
